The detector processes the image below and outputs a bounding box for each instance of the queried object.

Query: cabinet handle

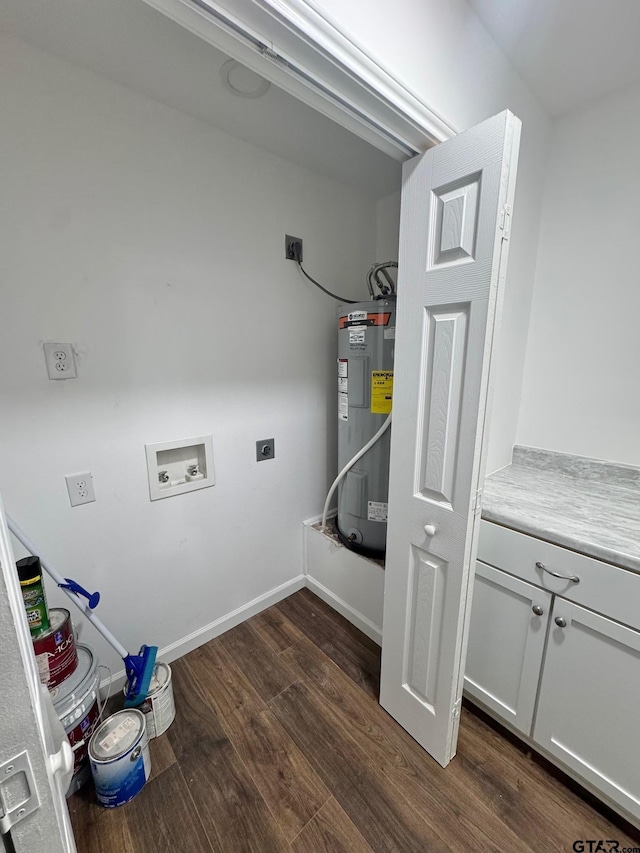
[535,561,580,584]
[532,604,544,616]
[555,616,567,628]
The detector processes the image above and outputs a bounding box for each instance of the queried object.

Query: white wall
[375,191,402,263]
[517,83,640,466]
[316,0,552,472]
[0,34,378,676]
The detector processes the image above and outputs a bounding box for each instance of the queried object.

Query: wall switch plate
[65,472,96,507]
[44,343,77,380]
[256,439,275,461]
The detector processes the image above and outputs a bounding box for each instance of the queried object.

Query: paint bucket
[32,608,78,689]
[88,709,151,808]
[51,644,101,794]
[123,661,175,738]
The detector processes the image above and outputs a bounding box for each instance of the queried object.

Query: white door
[464,562,551,735]
[0,494,76,853]
[380,110,521,766]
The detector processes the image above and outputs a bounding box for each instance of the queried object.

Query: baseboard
[99,554,383,694]
[305,575,382,646]
[99,574,306,691]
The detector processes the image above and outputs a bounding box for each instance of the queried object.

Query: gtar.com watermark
[572,842,640,853]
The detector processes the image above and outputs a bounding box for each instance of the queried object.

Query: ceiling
[0,0,402,199]
[468,0,640,116]
[2,0,639,174]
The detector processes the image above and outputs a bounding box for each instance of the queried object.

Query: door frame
[4,2,501,806]
[140,0,507,730]
[141,0,456,157]
[0,494,76,852]
[144,0,521,752]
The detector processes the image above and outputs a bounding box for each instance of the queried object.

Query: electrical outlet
[44,343,77,380]
[256,439,275,461]
[285,235,303,262]
[65,472,96,507]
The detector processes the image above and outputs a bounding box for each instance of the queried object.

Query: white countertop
[482,446,640,573]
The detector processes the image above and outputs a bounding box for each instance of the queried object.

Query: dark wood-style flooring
[69,588,638,851]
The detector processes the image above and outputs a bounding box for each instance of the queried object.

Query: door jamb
[142,0,456,157]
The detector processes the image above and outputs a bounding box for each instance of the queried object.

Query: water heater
[336,298,396,558]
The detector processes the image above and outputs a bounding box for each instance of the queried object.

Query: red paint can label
[53,645,101,788]
[32,608,78,688]
[67,699,101,774]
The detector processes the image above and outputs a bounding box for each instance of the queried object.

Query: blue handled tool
[7,516,158,707]
[58,578,101,610]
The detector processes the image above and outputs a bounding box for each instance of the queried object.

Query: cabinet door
[464,561,551,735]
[534,600,640,823]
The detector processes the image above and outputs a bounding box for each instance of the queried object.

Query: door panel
[405,546,447,709]
[430,173,480,266]
[418,306,468,504]
[464,561,551,734]
[380,111,521,766]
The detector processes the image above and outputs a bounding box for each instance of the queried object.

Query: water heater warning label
[349,326,366,345]
[338,392,348,421]
[368,501,388,522]
[371,371,393,414]
[338,360,349,420]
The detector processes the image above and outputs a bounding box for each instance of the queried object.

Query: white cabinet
[479,520,640,630]
[464,562,551,735]
[468,520,640,826]
[534,599,640,822]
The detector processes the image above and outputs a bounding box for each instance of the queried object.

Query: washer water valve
[145,435,215,501]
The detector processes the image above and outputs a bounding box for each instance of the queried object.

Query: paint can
[32,608,78,689]
[17,555,50,637]
[51,644,101,794]
[123,661,175,738]
[88,709,151,808]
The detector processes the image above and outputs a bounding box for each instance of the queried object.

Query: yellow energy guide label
[371,370,393,414]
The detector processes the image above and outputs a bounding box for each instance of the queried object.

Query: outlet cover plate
[256,439,275,461]
[285,235,302,262]
[44,343,77,380]
[65,472,96,507]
